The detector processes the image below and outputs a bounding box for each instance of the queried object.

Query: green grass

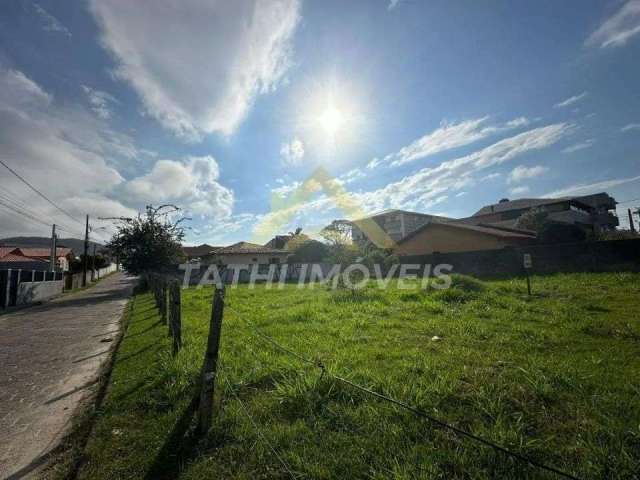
[76,273,640,479]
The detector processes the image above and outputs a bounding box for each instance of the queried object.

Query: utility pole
[628,209,636,233]
[82,214,89,287]
[49,224,57,272]
[91,244,96,281]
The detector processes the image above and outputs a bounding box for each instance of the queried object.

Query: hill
[0,236,106,255]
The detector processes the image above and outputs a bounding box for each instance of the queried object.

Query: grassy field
[74,273,640,479]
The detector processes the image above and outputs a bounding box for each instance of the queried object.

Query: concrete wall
[17,280,63,305]
[400,238,640,277]
[201,252,290,265]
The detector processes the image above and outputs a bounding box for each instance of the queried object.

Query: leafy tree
[515,207,549,233]
[106,205,188,275]
[320,219,352,246]
[288,239,328,263]
[284,228,310,251]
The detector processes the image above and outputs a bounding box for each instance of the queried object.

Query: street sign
[523,253,532,269]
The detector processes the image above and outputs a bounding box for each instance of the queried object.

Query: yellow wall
[394,224,517,255]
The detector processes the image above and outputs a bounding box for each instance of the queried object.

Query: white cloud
[196,213,259,244]
[0,68,137,238]
[271,180,302,198]
[482,172,502,181]
[0,68,236,241]
[554,92,588,108]
[367,157,382,170]
[0,69,52,107]
[280,138,305,167]
[546,175,640,197]
[337,168,366,185]
[509,186,530,196]
[586,1,640,48]
[123,156,233,218]
[562,138,595,154]
[388,0,403,10]
[250,124,571,241]
[90,0,301,140]
[505,117,530,128]
[508,165,549,183]
[82,85,118,119]
[33,4,71,36]
[621,123,640,132]
[385,116,530,168]
[354,123,571,213]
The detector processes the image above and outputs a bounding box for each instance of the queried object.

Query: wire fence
[144,277,582,480]
[222,300,582,480]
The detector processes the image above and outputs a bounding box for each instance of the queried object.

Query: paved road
[0,272,135,479]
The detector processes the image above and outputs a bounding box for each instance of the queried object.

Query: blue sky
[0,0,639,245]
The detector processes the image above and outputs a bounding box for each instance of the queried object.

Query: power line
[0,158,84,226]
[0,198,53,231]
[0,190,83,237]
[223,302,581,480]
[218,365,299,479]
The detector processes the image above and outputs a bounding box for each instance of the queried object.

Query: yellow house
[394,222,536,256]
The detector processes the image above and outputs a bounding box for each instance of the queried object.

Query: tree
[320,220,352,246]
[288,239,329,263]
[515,207,549,233]
[284,227,310,251]
[106,205,188,275]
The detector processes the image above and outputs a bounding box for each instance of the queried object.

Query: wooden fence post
[198,285,225,434]
[5,269,12,309]
[160,280,167,325]
[170,280,182,354]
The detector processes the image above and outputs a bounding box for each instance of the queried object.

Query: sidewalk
[0,272,135,479]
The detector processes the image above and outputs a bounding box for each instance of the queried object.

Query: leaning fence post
[170,280,182,354]
[160,280,167,325]
[198,285,225,434]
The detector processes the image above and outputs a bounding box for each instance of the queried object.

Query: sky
[0,0,639,246]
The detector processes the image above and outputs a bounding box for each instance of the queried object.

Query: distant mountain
[0,237,107,256]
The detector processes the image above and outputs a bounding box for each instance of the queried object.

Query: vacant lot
[74,272,639,479]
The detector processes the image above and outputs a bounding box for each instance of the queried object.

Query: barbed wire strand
[218,364,300,479]
[222,301,581,480]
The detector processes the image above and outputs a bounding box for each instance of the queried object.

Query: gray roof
[182,243,219,257]
[352,209,453,223]
[472,197,589,216]
[204,241,289,255]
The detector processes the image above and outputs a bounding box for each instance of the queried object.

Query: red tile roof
[0,247,19,259]
[0,253,46,263]
[14,247,73,258]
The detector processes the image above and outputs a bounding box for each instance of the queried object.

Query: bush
[450,274,487,292]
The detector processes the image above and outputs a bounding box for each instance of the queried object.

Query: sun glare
[318,105,344,136]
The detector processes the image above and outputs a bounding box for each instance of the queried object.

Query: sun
[318,105,345,136]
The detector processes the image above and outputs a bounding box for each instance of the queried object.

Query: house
[200,241,290,270]
[15,247,74,271]
[465,192,618,232]
[264,232,310,250]
[0,246,73,271]
[182,243,219,261]
[394,222,536,256]
[0,247,49,271]
[350,209,452,248]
